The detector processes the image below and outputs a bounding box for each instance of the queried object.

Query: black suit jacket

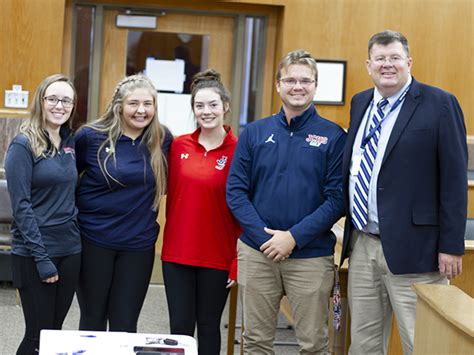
[341,78,467,274]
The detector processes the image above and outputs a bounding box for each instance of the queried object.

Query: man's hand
[438,253,462,279]
[43,274,59,283]
[260,227,296,262]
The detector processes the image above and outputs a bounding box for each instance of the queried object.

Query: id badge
[350,154,363,176]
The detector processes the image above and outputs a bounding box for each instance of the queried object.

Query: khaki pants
[237,239,334,355]
[347,230,447,355]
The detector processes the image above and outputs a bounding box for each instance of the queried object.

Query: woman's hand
[43,274,59,283]
[226,278,236,288]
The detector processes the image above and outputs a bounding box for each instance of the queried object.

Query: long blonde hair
[20,74,76,158]
[81,74,167,210]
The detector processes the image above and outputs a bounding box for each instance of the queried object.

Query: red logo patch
[305,134,328,147]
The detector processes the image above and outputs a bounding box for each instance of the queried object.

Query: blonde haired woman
[75,74,172,332]
[5,74,81,355]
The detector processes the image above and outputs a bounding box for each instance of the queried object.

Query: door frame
[70,2,280,133]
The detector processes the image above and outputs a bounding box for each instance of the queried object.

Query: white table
[39,330,197,355]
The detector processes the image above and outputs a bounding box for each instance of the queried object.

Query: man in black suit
[341,30,467,354]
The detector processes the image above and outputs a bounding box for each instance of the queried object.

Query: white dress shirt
[349,76,412,234]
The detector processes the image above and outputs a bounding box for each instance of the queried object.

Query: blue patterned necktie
[352,98,389,230]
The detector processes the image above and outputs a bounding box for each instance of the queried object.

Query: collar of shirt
[373,75,413,111]
[190,125,235,149]
[277,104,316,130]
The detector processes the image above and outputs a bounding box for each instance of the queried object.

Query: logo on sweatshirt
[306,134,328,147]
[265,134,276,144]
[63,146,75,159]
[181,153,189,159]
[215,155,228,170]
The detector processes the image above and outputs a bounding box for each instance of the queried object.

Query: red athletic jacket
[161,126,241,280]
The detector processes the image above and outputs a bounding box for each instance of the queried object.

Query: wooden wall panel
[226,0,473,134]
[1,0,471,133]
[276,0,472,132]
[260,9,280,117]
[61,0,74,76]
[99,10,128,114]
[0,0,66,113]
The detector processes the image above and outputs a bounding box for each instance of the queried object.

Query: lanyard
[361,85,411,148]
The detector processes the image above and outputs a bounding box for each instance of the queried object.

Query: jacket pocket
[412,212,439,226]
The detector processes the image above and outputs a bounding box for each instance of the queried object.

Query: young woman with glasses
[5,74,81,355]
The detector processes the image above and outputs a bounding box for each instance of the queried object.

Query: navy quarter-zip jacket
[226,105,346,258]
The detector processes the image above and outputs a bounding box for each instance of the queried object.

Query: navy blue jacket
[227,105,346,258]
[341,78,467,274]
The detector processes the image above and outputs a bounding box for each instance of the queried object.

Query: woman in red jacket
[161,69,240,355]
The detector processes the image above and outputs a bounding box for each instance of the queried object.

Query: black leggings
[162,262,230,355]
[12,253,81,355]
[77,238,155,332]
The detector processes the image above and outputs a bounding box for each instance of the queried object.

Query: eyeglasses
[279,77,316,87]
[43,96,75,108]
[371,55,407,65]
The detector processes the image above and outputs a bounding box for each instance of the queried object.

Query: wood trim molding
[0,109,29,119]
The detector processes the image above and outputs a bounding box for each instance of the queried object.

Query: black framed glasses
[43,95,75,108]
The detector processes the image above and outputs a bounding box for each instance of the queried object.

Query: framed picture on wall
[313,60,346,105]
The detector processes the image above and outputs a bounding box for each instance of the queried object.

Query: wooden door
[99,9,235,114]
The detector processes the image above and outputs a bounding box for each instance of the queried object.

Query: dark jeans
[12,253,81,355]
[163,262,230,355]
[77,238,155,332]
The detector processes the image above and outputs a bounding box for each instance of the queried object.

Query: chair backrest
[0,180,13,223]
[466,218,474,240]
